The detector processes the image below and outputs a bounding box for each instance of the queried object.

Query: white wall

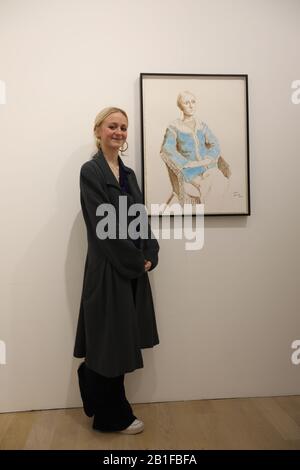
[0,0,299,412]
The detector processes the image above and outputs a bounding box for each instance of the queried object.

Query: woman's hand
[144,260,152,272]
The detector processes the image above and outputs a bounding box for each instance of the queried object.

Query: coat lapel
[92,149,120,190]
[92,149,143,205]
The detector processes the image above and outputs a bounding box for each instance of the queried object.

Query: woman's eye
[108,125,127,131]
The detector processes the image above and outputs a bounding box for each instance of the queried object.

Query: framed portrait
[140,73,250,216]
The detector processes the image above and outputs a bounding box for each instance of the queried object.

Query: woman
[161,91,230,207]
[74,107,159,434]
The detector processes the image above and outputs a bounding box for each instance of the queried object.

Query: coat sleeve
[143,237,159,272]
[80,162,146,280]
[129,170,160,272]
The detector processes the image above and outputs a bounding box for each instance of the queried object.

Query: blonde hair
[93,107,128,150]
[177,91,196,111]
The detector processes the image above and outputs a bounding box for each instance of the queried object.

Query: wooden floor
[1,396,300,450]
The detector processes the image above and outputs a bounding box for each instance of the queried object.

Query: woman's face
[179,94,196,116]
[96,112,128,151]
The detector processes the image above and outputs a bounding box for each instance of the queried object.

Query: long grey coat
[73,150,159,377]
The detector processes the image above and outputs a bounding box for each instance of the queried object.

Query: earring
[119,141,128,153]
[95,137,101,149]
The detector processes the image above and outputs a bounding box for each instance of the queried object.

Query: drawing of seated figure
[160,91,231,209]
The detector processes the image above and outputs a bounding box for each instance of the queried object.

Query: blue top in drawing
[161,119,220,182]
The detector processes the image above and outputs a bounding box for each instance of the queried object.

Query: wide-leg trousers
[77,362,136,432]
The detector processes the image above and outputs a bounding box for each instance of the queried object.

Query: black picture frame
[140,73,250,216]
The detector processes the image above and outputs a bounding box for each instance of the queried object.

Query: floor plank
[0,396,300,450]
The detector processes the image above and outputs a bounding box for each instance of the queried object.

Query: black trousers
[77,362,136,432]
